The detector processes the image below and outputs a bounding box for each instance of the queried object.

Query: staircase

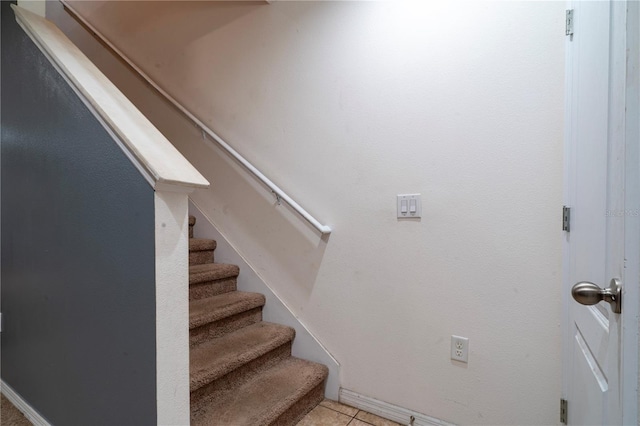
[188,216,328,425]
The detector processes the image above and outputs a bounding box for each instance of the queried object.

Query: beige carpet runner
[188,216,328,425]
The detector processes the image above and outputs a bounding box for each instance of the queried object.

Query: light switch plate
[397,194,421,218]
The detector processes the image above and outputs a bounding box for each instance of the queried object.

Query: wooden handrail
[13,5,209,192]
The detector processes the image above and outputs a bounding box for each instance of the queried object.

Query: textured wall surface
[50,1,565,424]
[1,2,157,424]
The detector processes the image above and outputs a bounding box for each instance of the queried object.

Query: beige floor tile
[320,399,359,417]
[348,419,375,426]
[297,405,353,426]
[355,411,402,426]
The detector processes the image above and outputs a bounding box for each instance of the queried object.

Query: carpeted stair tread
[190,291,265,329]
[187,213,328,422]
[191,357,329,426]
[190,238,216,252]
[190,263,240,285]
[190,322,295,392]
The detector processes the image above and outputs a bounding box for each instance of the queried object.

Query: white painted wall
[49,1,565,424]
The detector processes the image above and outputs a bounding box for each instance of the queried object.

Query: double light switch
[397,194,421,218]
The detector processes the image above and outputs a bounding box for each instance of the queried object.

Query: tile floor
[296,399,402,426]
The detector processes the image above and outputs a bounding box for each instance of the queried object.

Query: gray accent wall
[1,3,157,424]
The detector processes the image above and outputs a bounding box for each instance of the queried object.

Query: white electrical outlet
[451,335,469,363]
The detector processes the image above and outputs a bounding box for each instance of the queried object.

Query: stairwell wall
[48,1,565,424]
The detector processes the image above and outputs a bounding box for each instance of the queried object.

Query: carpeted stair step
[189,238,216,265]
[190,291,265,347]
[187,213,328,423]
[189,263,240,300]
[191,357,329,426]
[189,215,196,238]
[190,322,295,410]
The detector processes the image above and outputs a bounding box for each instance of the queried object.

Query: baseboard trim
[1,380,51,426]
[339,388,455,426]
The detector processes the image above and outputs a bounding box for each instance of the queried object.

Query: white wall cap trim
[12,5,209,192]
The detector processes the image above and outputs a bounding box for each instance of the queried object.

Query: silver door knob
[571,278,622,314]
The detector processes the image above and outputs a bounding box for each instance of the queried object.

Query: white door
[563,1,638,425]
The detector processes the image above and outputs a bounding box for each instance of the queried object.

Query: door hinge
[562,206,571,232]
[566,9,574,38]
[560,398,568,424]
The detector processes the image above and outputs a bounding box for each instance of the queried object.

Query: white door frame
[562,2,639,424]
[621,2,640,424]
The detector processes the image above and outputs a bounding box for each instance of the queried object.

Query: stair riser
[189,250,214,266]
[191,343,292,414]
[190,308,263,348]
[190,278,237,300]
[271,381,326,426]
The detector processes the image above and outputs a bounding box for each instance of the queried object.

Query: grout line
[314,402,396,426]
[347,413,377,426]
[319,401,359,419]
[319,405,348,416]
[302,403,393,426]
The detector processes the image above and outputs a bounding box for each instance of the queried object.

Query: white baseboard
[339,388,455,426]
[1,380,51,426]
